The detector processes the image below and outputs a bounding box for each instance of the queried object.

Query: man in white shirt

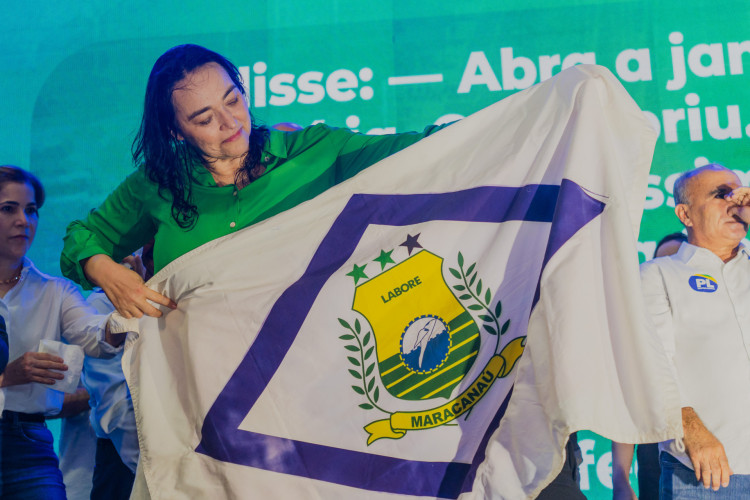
[83,288,139,500]
[641,163,750,498]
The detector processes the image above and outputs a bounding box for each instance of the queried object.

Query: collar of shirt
[189,129,290,188]
[675,241,750,267]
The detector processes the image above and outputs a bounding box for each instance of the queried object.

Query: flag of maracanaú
[122,65,682,500]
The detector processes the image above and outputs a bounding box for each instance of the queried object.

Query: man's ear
[675,204,692,227]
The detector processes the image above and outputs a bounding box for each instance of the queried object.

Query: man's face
[678,168,748,250]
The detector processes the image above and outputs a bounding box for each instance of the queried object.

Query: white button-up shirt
[0,258,116,416]
[82,290,139,472]
[641,243,750,474]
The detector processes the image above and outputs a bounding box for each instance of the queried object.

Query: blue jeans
[0,416,66,500]
[660,452,750,499]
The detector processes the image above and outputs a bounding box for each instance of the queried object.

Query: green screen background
[2,1,749,497]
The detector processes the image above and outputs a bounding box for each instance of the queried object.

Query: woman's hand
[84,254,176,318]
[1,352,67,386]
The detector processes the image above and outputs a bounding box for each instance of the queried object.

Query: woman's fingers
[144,288,177,310]
[121,288,176,318]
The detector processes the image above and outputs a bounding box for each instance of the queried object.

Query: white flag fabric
[122,65,682,500]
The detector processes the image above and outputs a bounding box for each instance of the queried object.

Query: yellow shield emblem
[353,250,480,401]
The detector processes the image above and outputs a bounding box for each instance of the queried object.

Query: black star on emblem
[400,233,423,255]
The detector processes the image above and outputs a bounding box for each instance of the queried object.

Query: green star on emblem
[373,249,395,270]
[346,263,368,284]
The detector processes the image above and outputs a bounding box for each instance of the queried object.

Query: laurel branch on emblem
[337,317,390,414]
[449,251,510,354]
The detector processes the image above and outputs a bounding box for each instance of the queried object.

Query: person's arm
[49,387,90,419]
[61,169,174,318]
[59,279,126,354]
[640,260,686,398]
[611,442,637,500]
[332,123,450,182]
[682,407,733,491]
[61,169,155,288]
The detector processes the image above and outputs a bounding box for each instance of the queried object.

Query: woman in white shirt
[0,165,126,500]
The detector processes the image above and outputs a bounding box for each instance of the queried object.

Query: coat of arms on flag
[123,65,682,500]
[341,239,525,445]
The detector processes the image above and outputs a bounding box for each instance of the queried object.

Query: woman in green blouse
[61,44,444,318]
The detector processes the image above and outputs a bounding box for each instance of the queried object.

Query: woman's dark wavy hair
[0,165,45,208]
[132,44,268,228]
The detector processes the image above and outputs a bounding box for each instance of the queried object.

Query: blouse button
[229,221,236,228]
[233,189,238,196]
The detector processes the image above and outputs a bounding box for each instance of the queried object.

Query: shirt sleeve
[640,259,690,407]
[331,124,449,182]
[61,169,158,289]
[58,280,119,358]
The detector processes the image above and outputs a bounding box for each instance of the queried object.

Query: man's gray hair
[673,163,729,206]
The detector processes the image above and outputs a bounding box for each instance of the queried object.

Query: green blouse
[61,123,445,288]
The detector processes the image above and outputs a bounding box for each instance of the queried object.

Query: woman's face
[0,182,38,263]
[171,62,252,163]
